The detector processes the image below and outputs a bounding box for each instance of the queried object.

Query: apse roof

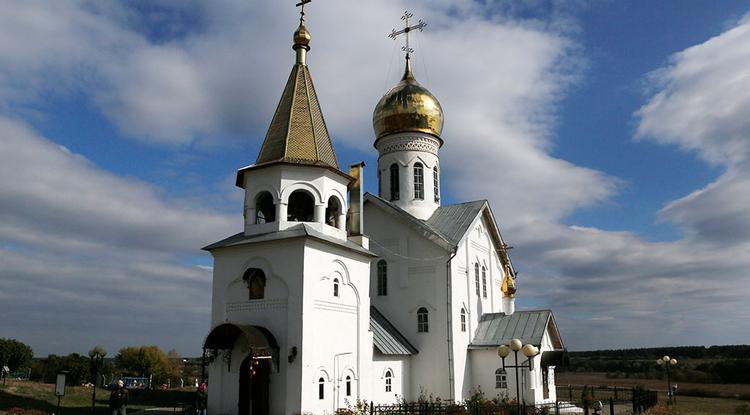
[470,310,564,349]
[370,306,418,355]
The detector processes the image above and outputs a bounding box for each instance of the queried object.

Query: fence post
[609,398,614,414]
[555,401,560,415]
[583,399,589,415]
[569,385,573,402]
[370,400,374,415]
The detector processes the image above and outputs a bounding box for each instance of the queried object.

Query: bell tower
[372,13,444,220]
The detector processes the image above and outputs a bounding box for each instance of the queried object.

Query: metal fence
[367,386,658,415]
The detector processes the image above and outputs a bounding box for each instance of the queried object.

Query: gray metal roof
[364,193,487,250]
[470,310,553,348]
[370,306,418,355]
[202,223,375,257]
[426,200,487,244]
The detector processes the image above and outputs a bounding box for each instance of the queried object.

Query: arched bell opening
[325,196,342,229]
[287,190,315,222]
[255,192,276,224]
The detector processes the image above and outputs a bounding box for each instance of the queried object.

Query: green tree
[115,345,180,386]
[0,338,33,372]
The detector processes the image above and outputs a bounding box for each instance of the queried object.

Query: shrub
[735,404,750,415]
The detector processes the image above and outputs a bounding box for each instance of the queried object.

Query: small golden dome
[294,22,311,47]
[373,59,444,142]
[501,273,517,298]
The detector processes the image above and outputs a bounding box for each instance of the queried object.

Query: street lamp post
[656,355,677,404]
[88,347,107,414]
[498,338,540,415]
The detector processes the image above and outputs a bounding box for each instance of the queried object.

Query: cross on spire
[388,11,427,60]
[295,0,312,21]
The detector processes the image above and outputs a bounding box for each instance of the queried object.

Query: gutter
[445,248,458,401]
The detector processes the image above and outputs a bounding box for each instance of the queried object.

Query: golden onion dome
[294,21,312,46]
[293,22,311,47]
[373,59,444,143]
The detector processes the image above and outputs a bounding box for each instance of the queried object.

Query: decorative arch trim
[313,367,332,382]
[247,184,281,204]
[380,367,396,379]
[281,181,324,204]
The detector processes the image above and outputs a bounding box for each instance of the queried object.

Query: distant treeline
[558,345,750,384]
[567,345,750,360]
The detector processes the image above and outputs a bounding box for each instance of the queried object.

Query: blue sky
[1,1,750,356]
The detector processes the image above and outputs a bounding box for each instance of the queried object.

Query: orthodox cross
[388,11,427,59]
[295,0,312,21]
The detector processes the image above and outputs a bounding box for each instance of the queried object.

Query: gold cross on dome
[388,11,427,59]
[295,0,312,20]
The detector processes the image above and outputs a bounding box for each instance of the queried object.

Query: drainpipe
[333,351,353,412]
[445,248,458,401]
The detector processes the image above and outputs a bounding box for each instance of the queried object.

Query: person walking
[109,380,129,415]
[195,383,208,415]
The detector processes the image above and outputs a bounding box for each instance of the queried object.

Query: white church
[202,10,567,415]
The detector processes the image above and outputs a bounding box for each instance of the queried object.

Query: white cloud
[2,0,749,354]
[0,115,238,354]
[636,15,750,166]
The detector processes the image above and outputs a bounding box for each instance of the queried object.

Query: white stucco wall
[364,202,451,401]
[451,213,509,401]
[370,354,410,404]
[206,238,305,415]
[298,239,373,413]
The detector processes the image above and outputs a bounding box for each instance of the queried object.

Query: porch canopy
[204,323,280,371]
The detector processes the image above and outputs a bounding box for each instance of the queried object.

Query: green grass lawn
[0,380,194,415]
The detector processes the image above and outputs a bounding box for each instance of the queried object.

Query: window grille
[417,307,429,333]
[414,163,424,200]
[495,369,507,389]
[482,266,487,298]
[474,263,480,296]
[377,260,388,296]
[433,166,439,202]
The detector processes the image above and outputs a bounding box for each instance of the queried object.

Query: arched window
[417,307,428,333]
[433,166,439,203]
[482,266,488,298]
[318,377,325,399]
[413,163,424,200]
[385,370,392,392]
[333,278,339,297]
[495,369,507,389]
[377,260,388,296]
[242,268,266,300]
[255,192,276,224]
[378,169,382,197]
[325,196,341,228]
[474,263,480,296]
[389,164,400,201]
[288,190,314,222]
[345,375,352,396]
[460,308,466,332]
